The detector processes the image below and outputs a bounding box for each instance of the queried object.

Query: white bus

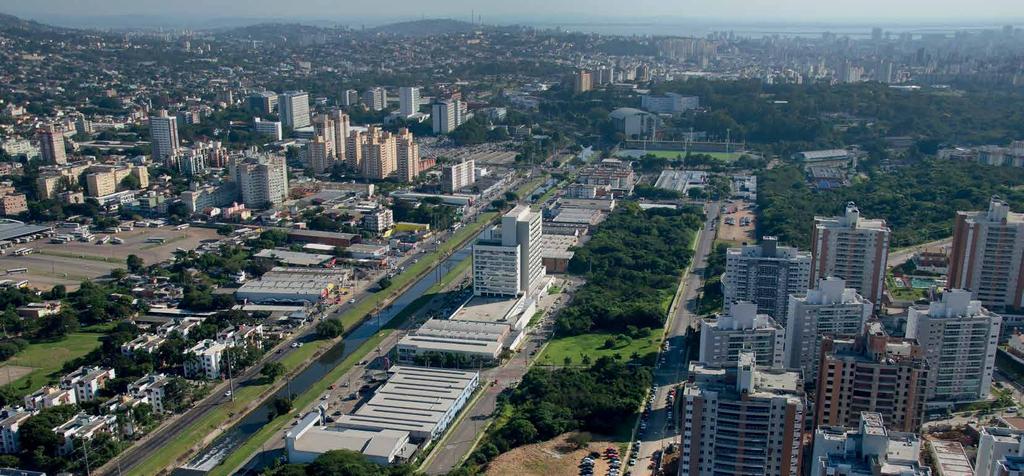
[145,237,166,244]
[6,268,27,275]
[175,224,190,231]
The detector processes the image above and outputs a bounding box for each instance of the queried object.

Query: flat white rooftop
[450,296,519,325]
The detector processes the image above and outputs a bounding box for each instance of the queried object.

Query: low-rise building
[929,440,974,476]
[236,267,351,304]
[333,366,479,441]
[60,367,115,403]
[395,319,523,365]
[287,410,412,465]
[810,412,930,476]
[23,386,76,411]
[184,339,230,380]
[52,412,117,455]
[0,194,27,216]
[128,373,171,413]
[362,209,394,233]
[0,407,32,454]
[120,334,166,357]
[15,301,61,319]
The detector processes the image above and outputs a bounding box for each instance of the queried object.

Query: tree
[126,254,144,273]
[316,319,344,339]
[261,362,286,383]
[307,449,382,475]
[269,396,293,420]
[377,277,392,291]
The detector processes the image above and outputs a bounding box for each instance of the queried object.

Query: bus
[6,268,27,275]
[145,237,166,244]
[175,224,190,231]
[12,248,32,256]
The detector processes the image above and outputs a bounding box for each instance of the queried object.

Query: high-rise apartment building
[472,205,544,297]
[906,289,1001,404]
[328,109,349,162]
[810,412,931,476]
[149,110,179,166]
[38,124,67,165]
[810,202,891,305]
[977,426,1024,476]
[442,159,475,193]
[311,113,336,160]
[948,197,1024,311]
[247,91,277,115]
[307,136,332,174]
[723,237,811,323]
[785,277,872,383]
[399,87,420,117]
[573,70,593,94]
[341,89,360,107]
[815,321,928,433]
[432,100,461,134]
[280,91,311,129]
[362,88,387,111]
[679,353,805,476]
[395,128,420,183]
[360,126,397,180]
[698,301,786,368]
[346,130,364,171]
[233,155,289,208]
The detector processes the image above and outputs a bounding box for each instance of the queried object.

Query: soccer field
[615,149,743,161]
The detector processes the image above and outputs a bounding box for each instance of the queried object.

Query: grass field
[3,332,103,396]
[616,149,743,161]
[208,252,474,476]
[127,213,495,476]
[536,330,664,367]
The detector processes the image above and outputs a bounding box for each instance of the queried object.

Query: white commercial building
[640,93,699,114]
[234,155,289,208]
[724,237,812,324]
[811,202,891,306]
[810,412,930,476]
[253,117,283,141]
[442,159,475,193]
[287,410,412,465]
[699,301,786,368]
[280,91,311,129]
[149,110,180,166]
[395,318,523,364]
[472,205,544,298]
[785,277,872,385]
[679,353,805,476]
[399,87,420,117]
[906,289,1001,404]
[608,107,658,139]
[333,366,479,441]
[431,100,462,134]
[236,267,350,304]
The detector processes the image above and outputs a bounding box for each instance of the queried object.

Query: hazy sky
[3,0,1022,25]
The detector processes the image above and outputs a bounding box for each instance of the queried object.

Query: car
[290,342,299,348]
[349,298,356,303]
[628,459,636,466]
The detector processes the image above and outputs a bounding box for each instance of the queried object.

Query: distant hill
[0,13,71,34]
[366,19,482,37]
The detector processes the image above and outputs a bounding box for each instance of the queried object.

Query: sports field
[615,149,743,161]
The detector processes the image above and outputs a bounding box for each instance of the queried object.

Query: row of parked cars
[579,446,633,476]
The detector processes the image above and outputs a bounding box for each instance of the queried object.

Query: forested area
[757,161,1024,249]
[557,204,701,335]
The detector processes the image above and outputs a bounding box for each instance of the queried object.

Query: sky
[3,0,1022,27]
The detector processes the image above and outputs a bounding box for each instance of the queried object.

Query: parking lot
[418,138,519,166]
[0,225,221,291]
[718,201,755,244]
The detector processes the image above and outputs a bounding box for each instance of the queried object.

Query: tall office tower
[698,301,786,368]
[311,113,336,159]
[573,70,593,94]
[431,100,457,134]
[441,159,475,193]
[37,124,67,165]
[635,64,651,82]
[360,127,397,180]
[906,289,1001,404]
[306,136,332,174]
[785,277,872,384]
[810,413,931,476]
[362,88,386,111]
[279,91,311,129]
[340,89,360,107]
[395,128,420,183]
[328,109,349,161]
[148,110,180,166]
[679,353,805,476]
[235,155,289,208]
[503,205,545,295]
[948,197,1024,312]
[815,321,928,433]
[247,91,278,115]
[977,426,1024,476]
[399,87,420,117]
[723,237,812,324]
[346,130,365,171]
[810,202,890,306]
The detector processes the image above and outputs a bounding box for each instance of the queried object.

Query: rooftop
[450,296,520,325]
[928,440,973,476]
[254,249,334,267]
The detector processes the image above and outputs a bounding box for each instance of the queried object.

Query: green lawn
[3,332,103,396]
[536,330,664,367]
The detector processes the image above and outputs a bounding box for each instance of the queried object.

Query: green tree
[261,362,286,383]
[126,254,144,273]
[316,319,344,339]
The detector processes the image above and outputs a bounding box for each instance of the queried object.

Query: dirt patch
[718,202,756,244]
[0,365,35,385]
[486,433,623,476]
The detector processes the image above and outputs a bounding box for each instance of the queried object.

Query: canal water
[177,242,474,474]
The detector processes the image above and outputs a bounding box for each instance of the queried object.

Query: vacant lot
[487,433,621,476]
[537,330,664,367]
[718,206,755,245]
[0,226,220,290]
[3,332,103,396]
